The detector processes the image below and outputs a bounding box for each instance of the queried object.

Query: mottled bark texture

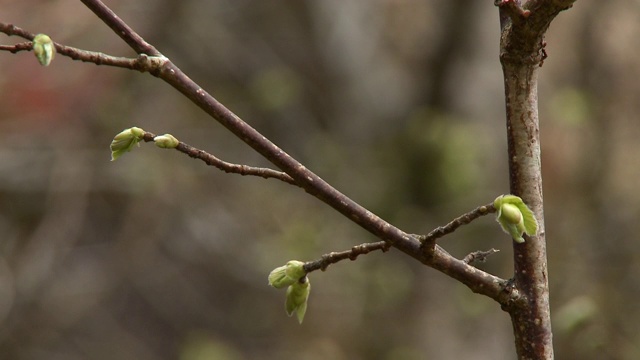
[497,1,577,359]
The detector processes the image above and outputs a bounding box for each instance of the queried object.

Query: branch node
[348,246,360,260]
[133,53,169,75]
[499,278,527,311]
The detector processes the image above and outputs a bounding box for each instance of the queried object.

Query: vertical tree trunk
[497,1,576,358]
[502,61,552,359]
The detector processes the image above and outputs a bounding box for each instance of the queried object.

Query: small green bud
[130,126,145,138]
[494,195,538,243]
[154,134,179,149]
[285,277,310,324]
[268,260,305,289]
[283,260,306,280]
[500,203,523,225]
[268,265,293,289]
[110,127,145,161]
[33,33,55,66]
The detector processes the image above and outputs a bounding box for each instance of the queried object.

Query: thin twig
[0,23,168,72]
[0,23,32,39]
[0,42,32,53]
[418,202,495,249]
[59,46,167,72]
[303,241,391,273]
[463,249,500,265]
[141,132,297,185]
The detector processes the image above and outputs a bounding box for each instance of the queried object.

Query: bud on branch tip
[268,260,305,289]
[110,127,145,161]
[494,194,538,243]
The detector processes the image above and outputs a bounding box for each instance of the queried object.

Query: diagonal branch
[81,0,426,258]
[79,0,160,56]
[0,0,514,304]
[0,21,510,302]
[76,0,511,303]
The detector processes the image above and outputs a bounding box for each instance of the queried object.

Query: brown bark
[497,1,577,358]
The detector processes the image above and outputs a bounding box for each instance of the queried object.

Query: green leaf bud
[130,126,145,138]
[110,127,145,161]
[33,34,55,66]
[283,260,306,280]
[499,203,523,225]
[268,260,305,289]
[494,194,538,243]
[285,277,310,324]
[154,134,179,149]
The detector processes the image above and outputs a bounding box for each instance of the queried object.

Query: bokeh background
[1,0,639,359]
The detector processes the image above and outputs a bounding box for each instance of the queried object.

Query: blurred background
[1,0,639,359]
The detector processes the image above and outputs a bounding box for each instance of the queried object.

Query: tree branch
[79,0,161,56]
[0,23,32,39]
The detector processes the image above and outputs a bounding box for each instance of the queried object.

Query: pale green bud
[284,260,306,279]
[500,203,523,225]
[130,127,145,138]
[153,134,179,149]
[33,34,55,66]
[494,195,538,243]
[268,265,293,289]
[268,260,305,289]
[110,127,145,161]
[285,277,310,324]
